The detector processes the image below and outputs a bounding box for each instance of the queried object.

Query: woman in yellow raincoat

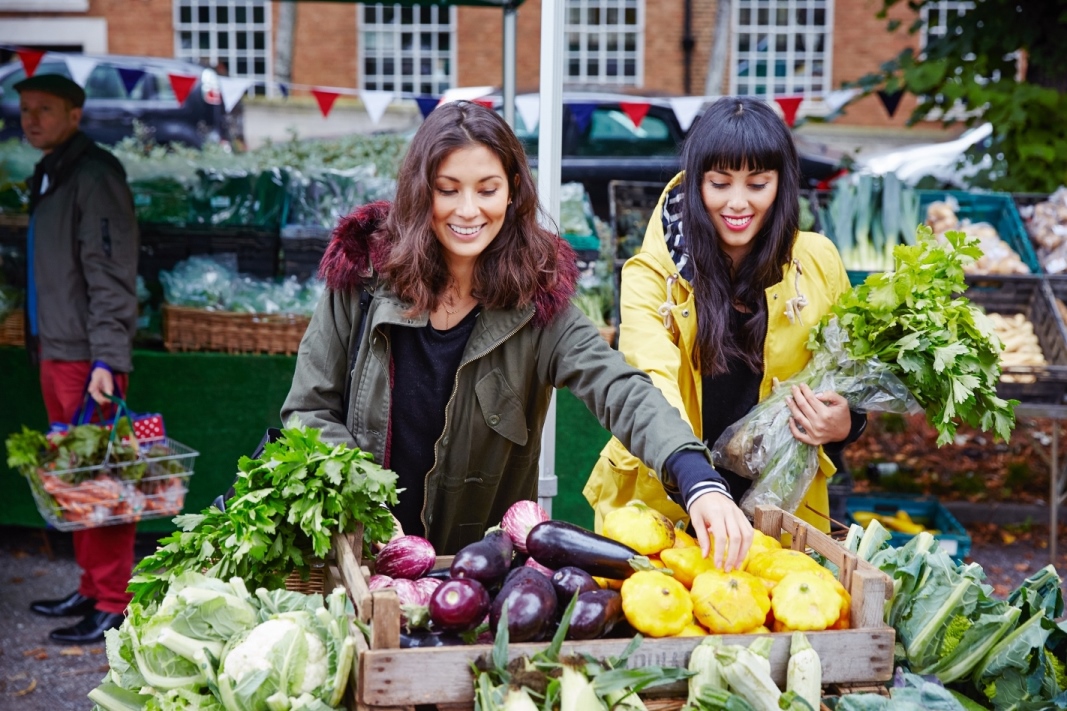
[585,97,867,538]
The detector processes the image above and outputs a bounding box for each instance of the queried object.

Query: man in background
[17,73,139,644]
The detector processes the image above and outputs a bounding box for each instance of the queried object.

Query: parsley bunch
[128,420,399,605]
[815,225,1017,446]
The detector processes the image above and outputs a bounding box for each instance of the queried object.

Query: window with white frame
[564,0,642,87]
[358,4,455,95]
[731,0,832,99]
[920,0,972,51]
[174,0,272,96]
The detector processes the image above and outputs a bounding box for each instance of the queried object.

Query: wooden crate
[0,308,24,347]
[162,304,310,355]
[330,505,895,711]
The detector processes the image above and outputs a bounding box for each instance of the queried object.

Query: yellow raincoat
[583,173,852,534]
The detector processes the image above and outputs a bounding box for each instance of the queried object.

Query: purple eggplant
[550,566,600,601]
[428,577,491,632]
[526,520,646,579]
[374,535,437,580]
[399,629,467,648]
[450,528,514,588]
[566,589,624,640]
[490,569,558,642]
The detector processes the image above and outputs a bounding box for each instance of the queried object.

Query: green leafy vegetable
[817,225,1017,446]
[128,419,399,605]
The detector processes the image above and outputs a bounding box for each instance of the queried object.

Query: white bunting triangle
[359,89,394,125]
[669,96,708,133]
[824,88,859,114]
[219,77,253,113]
[514,94,540,132]
[64,56,98,88]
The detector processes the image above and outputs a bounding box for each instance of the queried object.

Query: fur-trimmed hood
[318,201,580,327]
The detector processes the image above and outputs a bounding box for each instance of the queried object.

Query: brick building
[0,0,967,129]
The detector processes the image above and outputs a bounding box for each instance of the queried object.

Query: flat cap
[14,73,86,108]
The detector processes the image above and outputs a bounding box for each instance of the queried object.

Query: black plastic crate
[280,225,331,282]
[139,224,280,281]
[965,276,1067,404]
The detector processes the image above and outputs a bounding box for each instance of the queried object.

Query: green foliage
[127,420,400,606]
[851,0,1067,193]
[815,225,1017,446]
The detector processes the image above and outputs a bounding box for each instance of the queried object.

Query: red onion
[499,500,549,553]
[375,535,437,579]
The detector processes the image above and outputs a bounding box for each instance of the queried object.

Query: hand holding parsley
[714,226,1017,516]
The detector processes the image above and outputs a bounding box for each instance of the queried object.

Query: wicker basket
[162,304,310,355]
[0,308,24,347]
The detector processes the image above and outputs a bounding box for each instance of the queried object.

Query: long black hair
[681,96,801,376]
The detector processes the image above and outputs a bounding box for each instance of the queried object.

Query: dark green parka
[281,202,710,553]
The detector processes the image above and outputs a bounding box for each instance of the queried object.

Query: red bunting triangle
[310,89,341,118]
[774,96,803,127]
[619,101,651,129]
[168,73,198,105]
[472,97,494,109]
[17,49,45,78]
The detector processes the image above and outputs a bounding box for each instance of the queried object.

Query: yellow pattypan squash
[620,570,693,637]
[746,548,825,584]
[603,500,676,555]
[770,571,843,631]
[672,524,700,549]
[659,546,719,588]
[689,570,770,635]
[673,621,709,637]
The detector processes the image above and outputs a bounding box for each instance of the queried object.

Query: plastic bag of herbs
[713,225,1017,517]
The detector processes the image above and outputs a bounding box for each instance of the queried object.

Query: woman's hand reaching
[785,384,851,446]
[688,491,753,572]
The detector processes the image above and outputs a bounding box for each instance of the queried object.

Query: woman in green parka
[281,101,752,566]
[586,97,868,536]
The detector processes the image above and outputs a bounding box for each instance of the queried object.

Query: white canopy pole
[536,0,565,516]
[502,4,517,127]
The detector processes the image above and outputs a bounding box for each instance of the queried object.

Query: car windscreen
[510,105,679,158]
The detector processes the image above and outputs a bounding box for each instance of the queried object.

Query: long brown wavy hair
[681,97,801,376]
[378,100,567,315]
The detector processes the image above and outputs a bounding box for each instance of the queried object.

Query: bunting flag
[824,88,859,114]
[359,89,394,125]
[310,88,341,118]
[668,96,706,133]
[219,77,253,113]
[619,101,651,129]
[64,56,98,87]
[415,95,439,119]
[514,93,540,132]
[568,102,597,133]
[472,97,494,109]
[17,48,45,78]
[774,95,803,127]
[277,82,290,98]
[877,89,904,118]
[168,73,198,105]
[116,67,145,95]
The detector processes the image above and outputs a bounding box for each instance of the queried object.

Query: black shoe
[30,591,97,618]
[49,610,124,644]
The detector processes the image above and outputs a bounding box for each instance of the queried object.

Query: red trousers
[39,359,135,615]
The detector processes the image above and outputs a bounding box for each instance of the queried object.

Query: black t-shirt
[701,308,763,502]
[389,307,480,534]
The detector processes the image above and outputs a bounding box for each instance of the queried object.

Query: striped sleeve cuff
[663,448,731,511]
